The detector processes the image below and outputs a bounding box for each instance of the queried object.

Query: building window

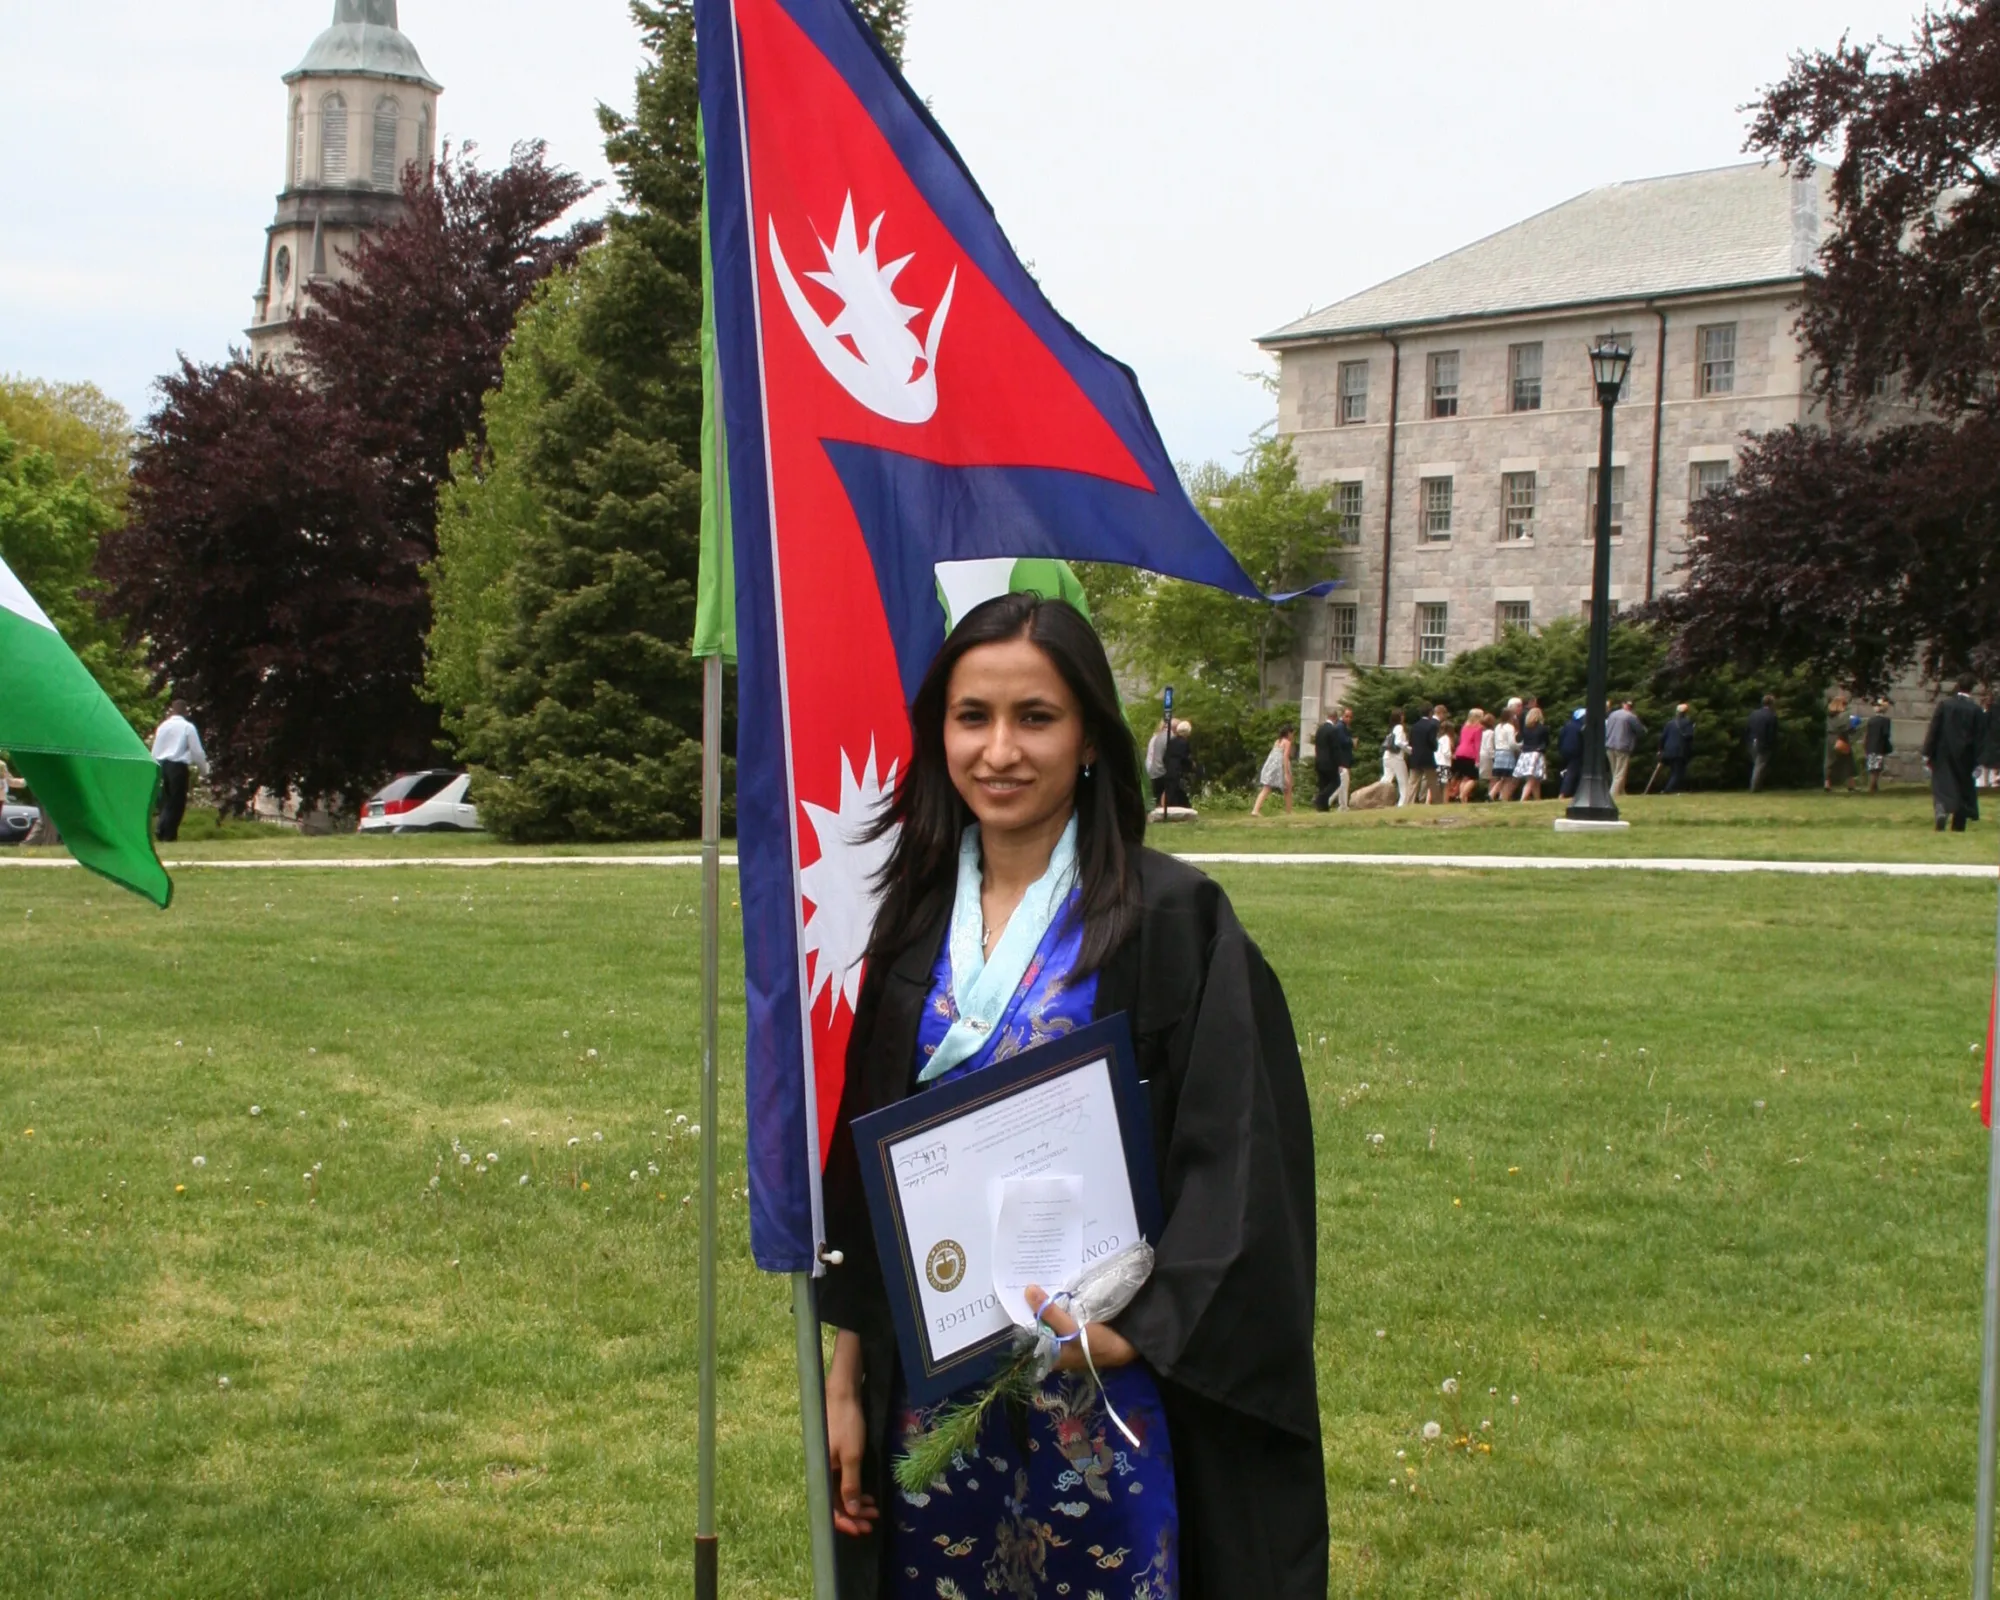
[373,98,401,188]
[1427,351,1459,418]
[1509,342,1543,411]
[1328,603,1359,663]
[1699,324,1737,395]
[1419,475,1453,542]
[1337,360,1369,425]
[1501,471,1536,542]
[1584,466,1626,539]
[1332,481,1363,545]
[320,93,349,183]
[418,107,433,167]
[1691,460,1733,502]
[274,245,291,290]
[292,98,305,185]
[1416,603,1448,667]
[1496,601,1532,638]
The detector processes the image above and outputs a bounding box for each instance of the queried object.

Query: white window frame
[1496,600,1532,639]
[1328,602,1359,663]
[1691,460,1733,502]
[1699,324,1737,396]
[1509,342,1543,412]
[1585,466,1626,540]
[1338,360,1369,425]
[1501,471,1536,543]
[1332,481,1363,545]
[372,97,401,189]
[1419,475,1453,542]
[1428,350,1459,418]
[320,92,348,183]
[1416,602,1448,667]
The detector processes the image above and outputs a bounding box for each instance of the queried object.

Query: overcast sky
[0,0,1928,467]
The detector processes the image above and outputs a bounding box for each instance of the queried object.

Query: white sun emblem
[799,744,901,1019]
[769,194,957,424]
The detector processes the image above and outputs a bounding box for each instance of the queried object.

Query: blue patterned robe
[888,901,1179,1600]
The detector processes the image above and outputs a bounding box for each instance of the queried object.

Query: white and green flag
[0,553,170,907]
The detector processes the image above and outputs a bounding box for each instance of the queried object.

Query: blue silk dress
[887,901,1179,1600]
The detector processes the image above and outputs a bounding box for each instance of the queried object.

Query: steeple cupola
[248,0,444,358]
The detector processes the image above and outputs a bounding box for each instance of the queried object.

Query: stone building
[1258,162,1834,729]
[247,0,442,361]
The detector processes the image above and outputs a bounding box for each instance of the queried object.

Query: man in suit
[1745,695,1779,792]
[1924,676,1985,832]
[1660,704,1696,793]
[1314,708,1354,812]
[1407,705,1440,804]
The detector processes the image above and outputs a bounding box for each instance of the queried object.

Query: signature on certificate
[895,1140,950,1186]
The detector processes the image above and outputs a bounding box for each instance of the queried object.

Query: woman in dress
[1450,709,1483,802]
[1384,707,1413,805]
[1514,706,1550,801]
[819,594,1327,1600]
[1251,728,1295,816]
[1434,716,1455,806]
[1491,706,1521,801]
[1478,711,1497,795]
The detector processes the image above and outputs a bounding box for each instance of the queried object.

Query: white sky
[0,0,1927,468]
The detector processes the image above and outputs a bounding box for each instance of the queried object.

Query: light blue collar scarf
[917,814,1080,1083]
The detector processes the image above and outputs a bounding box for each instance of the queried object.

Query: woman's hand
[826,1330,878,1537]
[1025,1285,1137,1374]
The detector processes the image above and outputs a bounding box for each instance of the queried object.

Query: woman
[1491,707,1520,801]
[1433,715,1455,806]
[1384,707,1412,805]
[1478,711,1497,794]
[1450,710,1483,802]
[1157,718,1196,817]
[819,594,1327,1599]
[1825,694,1857,792]
[1252,727,1295,816]
[1515,706,1549,801]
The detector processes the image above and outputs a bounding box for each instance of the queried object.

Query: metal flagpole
[794,1271,840,1598]
[696,651,723,1600]
[1975,833,2000,1600]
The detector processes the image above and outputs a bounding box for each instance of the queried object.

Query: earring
[1082,762,1094,780]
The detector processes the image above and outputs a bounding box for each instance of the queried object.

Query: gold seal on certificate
[851,1014,1162,1404]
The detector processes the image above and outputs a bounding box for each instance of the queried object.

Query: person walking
[1825,694,1858,792]
[1252,728,1295,816]
[1490,706,1520,801]
[1157,718,1195,818]
[1385,709,1413,806]
[1315,707,1355,811]
[149,701,209,843]
[1924,677,1984,832]
[1556,708,1585,799]
[1405,705,1439,804]
[1450,710,1483,802]
[1745,695,1779,792]
[1604,700,1645,798]
[1145,717,1170,807]
[1478,712,1497,795]
[1660,704,1696,793]
[1863,699,1894,794]
[1514,707,1550,800]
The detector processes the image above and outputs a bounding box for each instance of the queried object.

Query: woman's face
[943,636,1094,840]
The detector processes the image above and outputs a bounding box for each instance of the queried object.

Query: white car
[358,770,482,834]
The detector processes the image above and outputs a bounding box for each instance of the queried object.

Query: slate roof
[288,0,441,90]
[1259,162,1829,346]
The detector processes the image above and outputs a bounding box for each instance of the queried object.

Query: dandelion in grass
[1422,1422,1441,1442]
[474,1164,486,1175]
[460,1152,471,1166]
[1441,1378,1457,1396]
[250,1106,262,1117]
[218,1376,230,1389]
[690,1124,701,1135]
[593,1132,603,1143]
[175,1183,186,1193]
[429,1176,440,1190]
[630,1171,640,1181]
[485,1153,498,1164]
[519,1175,530,1186]
[192,1156,206,1168]
[567,1136,580,1148]
[587,1049,598,1060]
[647,1162,659,1176]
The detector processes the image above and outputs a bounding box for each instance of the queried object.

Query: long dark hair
[864,593,1146,975]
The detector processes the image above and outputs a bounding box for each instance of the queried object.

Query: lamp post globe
[1566,338,1635,825]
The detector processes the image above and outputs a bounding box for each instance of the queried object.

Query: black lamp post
[1565,337,1635,825]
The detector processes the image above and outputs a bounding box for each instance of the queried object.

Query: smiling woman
[817,592,1329,1600]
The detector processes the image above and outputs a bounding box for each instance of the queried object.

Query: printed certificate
[852,1014,1161,1405]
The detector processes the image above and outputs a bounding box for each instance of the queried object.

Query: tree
[103,143,600,808]
[1091,435,1340,792]
[0,377,133,506]
[1660,3,2000,688]
[0,425,159,729]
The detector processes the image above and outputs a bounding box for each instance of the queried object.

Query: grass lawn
[1,851,1997,1596]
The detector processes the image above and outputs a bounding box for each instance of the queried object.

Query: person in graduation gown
[1924,675,1986,831]
[818,592,1327,1600]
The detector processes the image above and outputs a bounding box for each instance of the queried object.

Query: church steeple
[249,1,443,356]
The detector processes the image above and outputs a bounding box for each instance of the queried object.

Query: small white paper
[990,1174,1084,1328]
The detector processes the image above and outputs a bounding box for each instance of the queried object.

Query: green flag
[0,552,170,907]
[694,119,736,664]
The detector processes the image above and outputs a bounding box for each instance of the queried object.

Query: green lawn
[0,849,1996,1595]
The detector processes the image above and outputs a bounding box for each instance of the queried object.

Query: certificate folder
[851,1012,1162,1406]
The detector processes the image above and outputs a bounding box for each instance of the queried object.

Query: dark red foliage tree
[1663,2,2000,686]
[100,361,430,806]
[101,143,601,808]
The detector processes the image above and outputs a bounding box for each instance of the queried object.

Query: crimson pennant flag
[698,0,1278,1272]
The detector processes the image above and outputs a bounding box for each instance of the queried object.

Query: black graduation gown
[818,847,1328,1600]
[1924,694,1984,819]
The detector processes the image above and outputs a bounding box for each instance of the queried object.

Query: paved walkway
[1,852,1992,878]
